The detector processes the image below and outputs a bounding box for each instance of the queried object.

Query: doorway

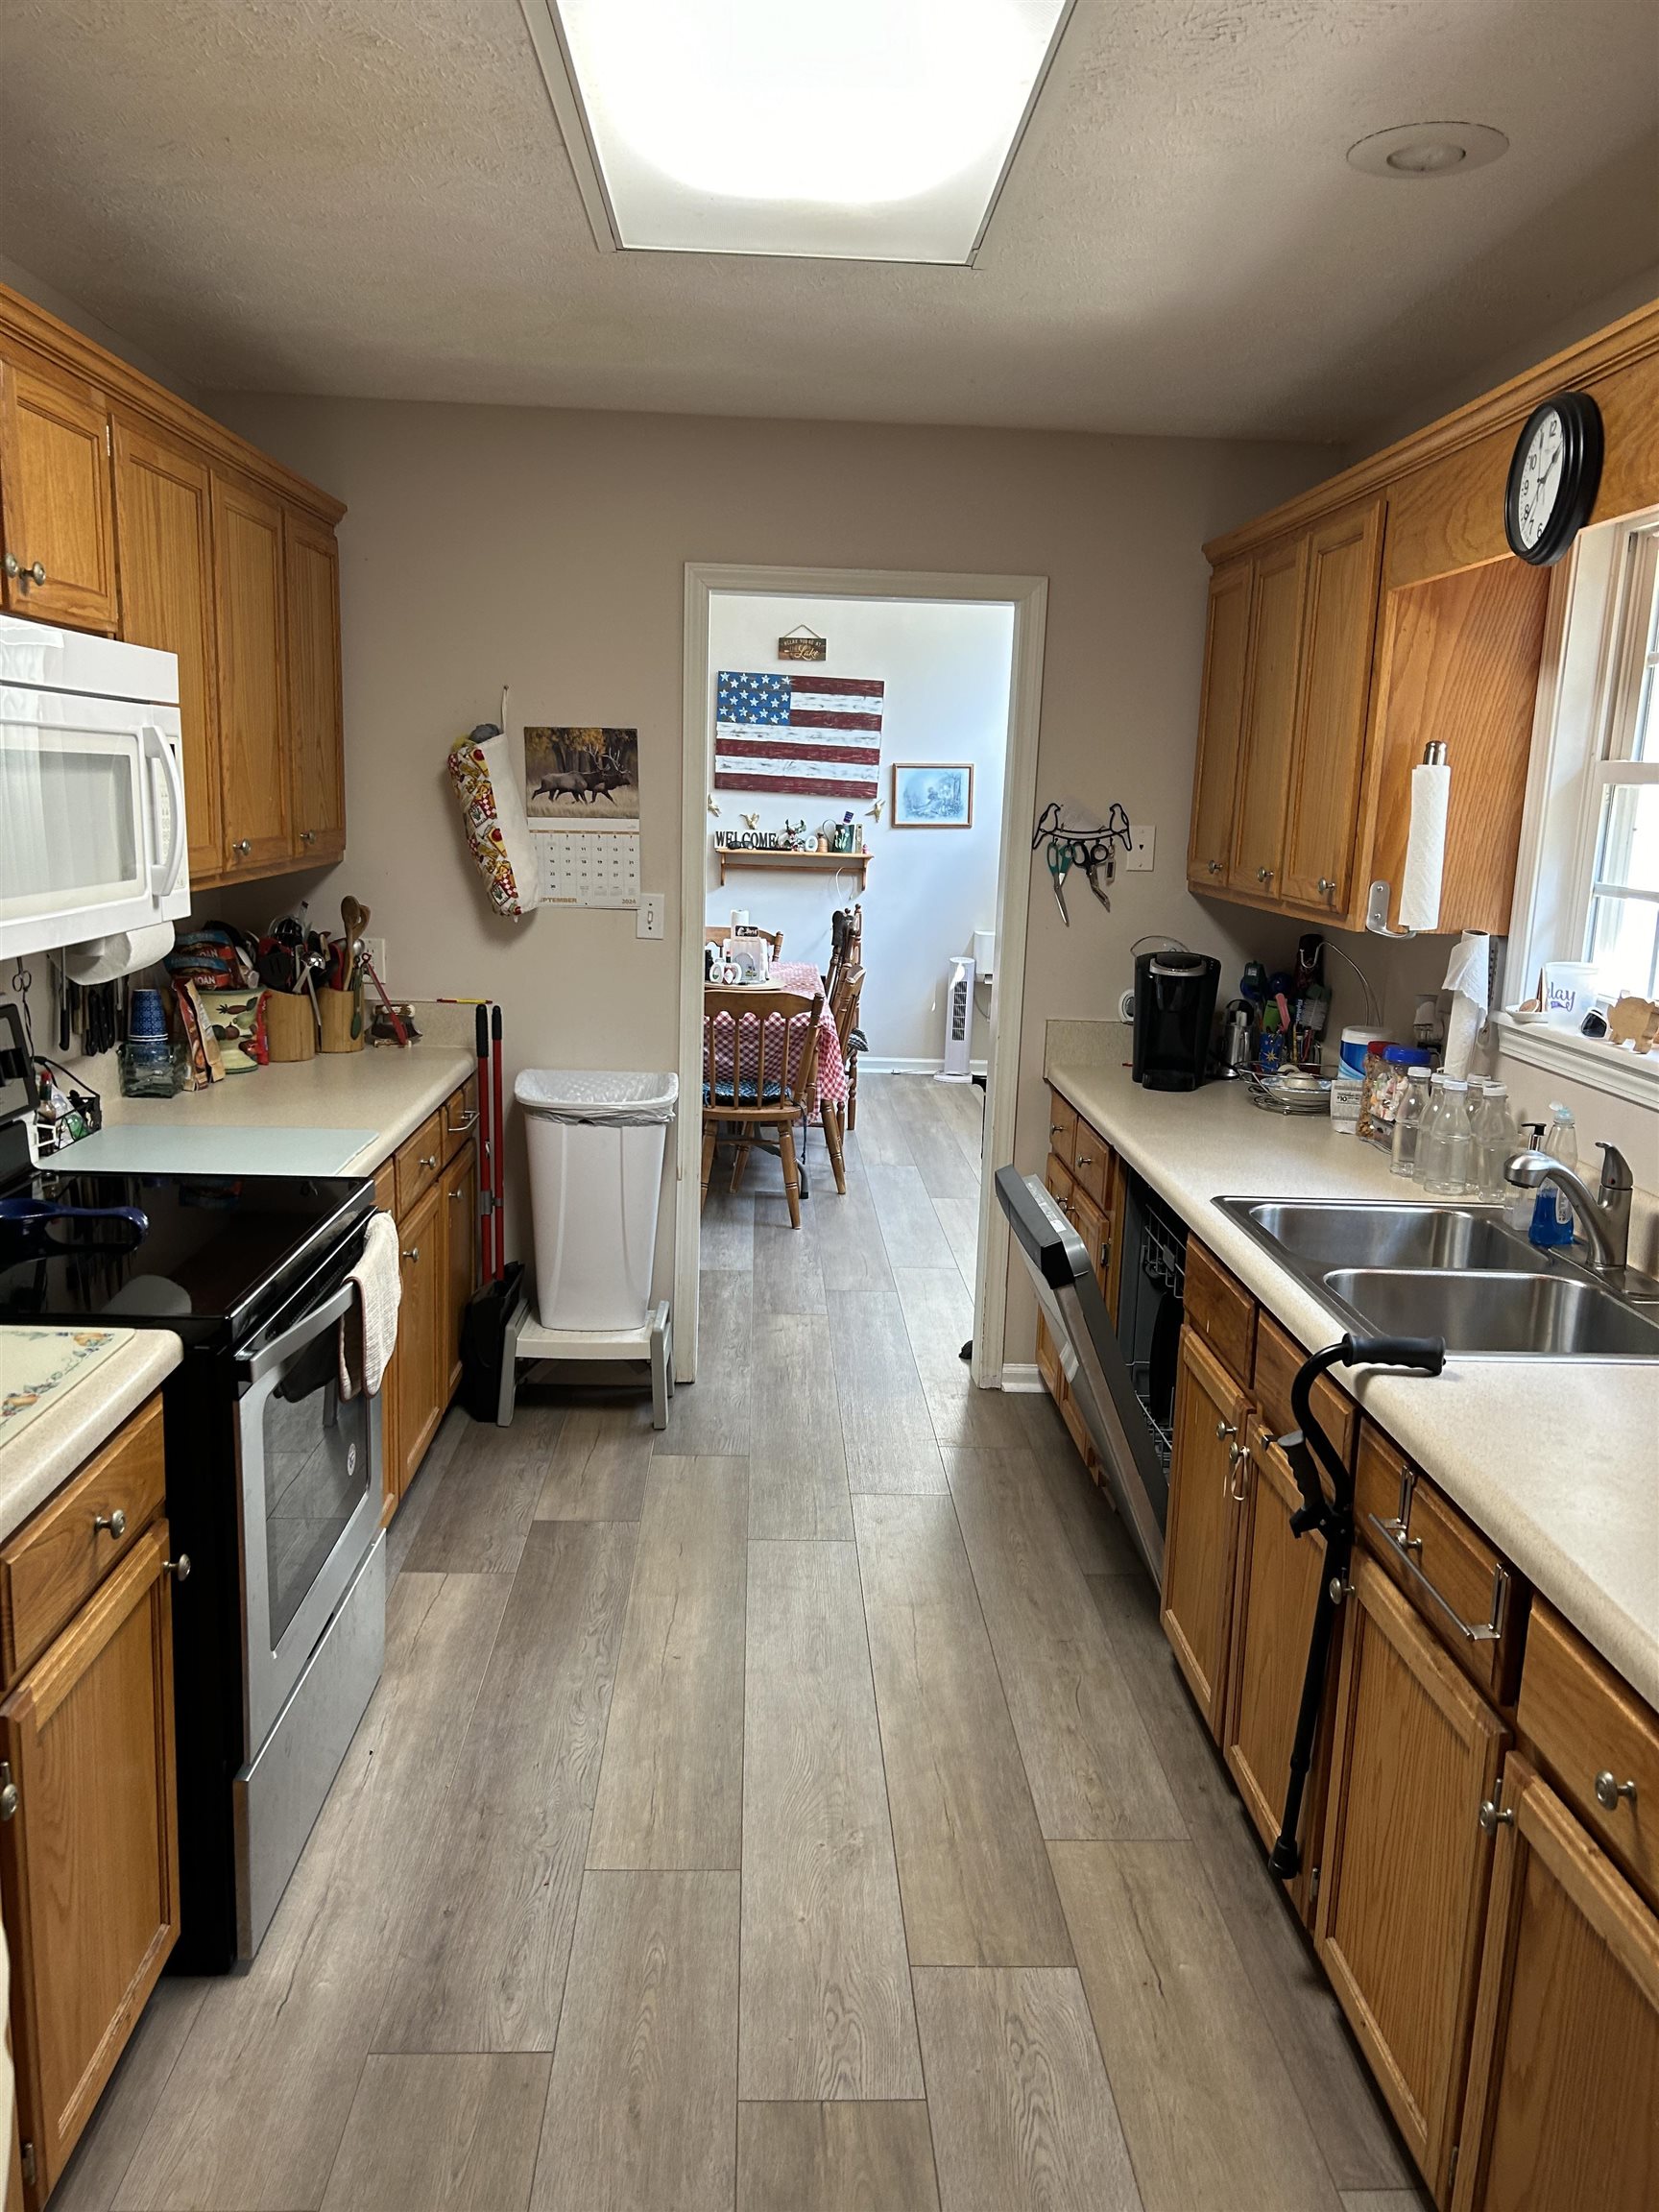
[677,564,1048,1387]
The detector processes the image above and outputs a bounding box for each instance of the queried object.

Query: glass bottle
[1413,1072,1451,1190]
[1423,1077,1474,1195]
[1390,1063,1431,1178]
[1473,1081,1517,1201]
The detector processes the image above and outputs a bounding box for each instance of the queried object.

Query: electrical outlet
[1124,825,1155,872]
[636,893,664,940]
[360,936,388,985]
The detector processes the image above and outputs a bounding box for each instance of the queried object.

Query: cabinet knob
[402,1245,421,1262]
[93,1507,128,1539]
[1214,1420,1238,1442]
[164,1553,192,1582]
[1207,858,1223,875]
[300,829,316,846]
[1256,866,1274,884]
[1317,877,1337,899]
[449,1187,466,1201]
[0,1761,16,1822]
[232,837,252,858]
[419,1154,438,1169]
[5,555,45,586]
[1478,1797,1514,1835]
[1595,1770,1637,1813]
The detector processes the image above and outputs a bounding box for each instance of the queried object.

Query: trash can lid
[514,1070,679,1124]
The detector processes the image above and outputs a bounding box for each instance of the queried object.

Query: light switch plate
[636,893,664,940]
[360,936,388,986]
[1124,826,1155,872]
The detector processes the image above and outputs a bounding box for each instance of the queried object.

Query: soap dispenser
[1528,1102,1577,1249]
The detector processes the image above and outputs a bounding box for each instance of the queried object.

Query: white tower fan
[938,955,974,1082]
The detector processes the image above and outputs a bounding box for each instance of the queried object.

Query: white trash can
[516,1070,678,1331]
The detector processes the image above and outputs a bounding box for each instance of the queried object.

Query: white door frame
[676,561,1047,1386]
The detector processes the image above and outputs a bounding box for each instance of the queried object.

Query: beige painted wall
[208,394,1327,1361]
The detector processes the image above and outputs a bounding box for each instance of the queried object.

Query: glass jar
[1390,1063,1432,1178]
[1473,1081,1518,1200]
[1423,1077,1474,1195]
[1414,1072,1450,1190]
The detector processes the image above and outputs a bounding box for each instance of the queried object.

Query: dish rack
[1248,1070,1333,1116]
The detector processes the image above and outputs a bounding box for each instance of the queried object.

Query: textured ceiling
[1,0,1655,440]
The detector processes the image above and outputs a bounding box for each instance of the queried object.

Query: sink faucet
[1503,1142,1633,1271]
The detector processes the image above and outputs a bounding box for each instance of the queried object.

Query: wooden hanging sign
[777,624,828,662]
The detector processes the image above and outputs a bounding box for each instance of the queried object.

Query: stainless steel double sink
[1215,1198,1659,1359]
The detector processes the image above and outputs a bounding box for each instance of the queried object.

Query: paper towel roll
[1397,760,1450,931]
[1441,930,1490,1079]
[61,922,175,985]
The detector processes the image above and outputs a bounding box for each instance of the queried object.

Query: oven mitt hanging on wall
[447,724,539,919]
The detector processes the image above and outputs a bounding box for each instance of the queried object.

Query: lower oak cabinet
[1315,1553,1506,2205]
[0,1399,179,2210]
[1452,1754,1658,2212]
[1161,1324,1248,1739]
[376,1087,479,1519]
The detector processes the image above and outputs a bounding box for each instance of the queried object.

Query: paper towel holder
[1366,741,1449,940]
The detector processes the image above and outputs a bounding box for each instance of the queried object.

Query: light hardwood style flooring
[59,1076,1426,2212]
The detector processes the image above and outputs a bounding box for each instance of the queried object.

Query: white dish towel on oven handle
[339,1211,402,1400]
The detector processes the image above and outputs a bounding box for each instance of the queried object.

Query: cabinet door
[283,507,345,864]
[1316,1554,1506,2204]
[211,468,290,869]
[1161,1325,1249,1739]
[1187,561,1252,888]
[1224,1424,1326,1861]
[392,1181,444,1500]
[1453,1756,1657,2212]
[0,352,117,631]
[1281,497,1383,913]
[0,1525,178,2208]
[111,416,223,878]
[1229,535,1308,897]
[441,1139,478,1402]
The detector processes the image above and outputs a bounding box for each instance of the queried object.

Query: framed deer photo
[523,726,639,819]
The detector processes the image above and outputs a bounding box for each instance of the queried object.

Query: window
[1506,506,1659,1101]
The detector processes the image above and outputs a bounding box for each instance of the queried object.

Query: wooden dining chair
[822,902,862,1006]
[815,958,865,1194]
[706,923,784,959]
[701,987,823,1228]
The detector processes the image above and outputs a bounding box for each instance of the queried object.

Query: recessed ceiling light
[519,0,1074,263]
[1347,122,1509,180]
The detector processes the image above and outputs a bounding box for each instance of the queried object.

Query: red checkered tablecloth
[706,958,847,1111]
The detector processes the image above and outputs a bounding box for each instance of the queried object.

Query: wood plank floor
[60,1075,1421,2212]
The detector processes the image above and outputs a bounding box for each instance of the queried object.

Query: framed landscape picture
[892,761,974,829]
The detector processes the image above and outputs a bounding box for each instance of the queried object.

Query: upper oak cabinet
[0,349,118,633]
[283,506,346,864]
[1189,302,1659,934]
[0,283,347,892]
[111,415,223,879]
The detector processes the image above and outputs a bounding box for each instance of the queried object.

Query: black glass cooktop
[0,1164,373,1347]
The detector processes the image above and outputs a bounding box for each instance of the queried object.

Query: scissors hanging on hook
[1032,803,1132,918]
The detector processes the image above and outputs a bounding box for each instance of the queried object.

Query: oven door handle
[237,1278,356,1383]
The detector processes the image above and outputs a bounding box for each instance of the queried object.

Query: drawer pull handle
[447,1109,479,1134]
[1076,1152,1093,1167]
[1364,1511,1508,1644]
[164,1553,192,1582]
[1478,1798,1513,1836]
[1595,1770,1637,1813]
[93,1508,128,1539]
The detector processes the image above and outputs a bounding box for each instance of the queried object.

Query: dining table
[704,957,849,1194]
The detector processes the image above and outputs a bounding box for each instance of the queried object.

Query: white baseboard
[999,1362,1045,1393]
[863,1056,990,1077]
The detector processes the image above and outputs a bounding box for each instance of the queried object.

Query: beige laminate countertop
[1045,1046,1659,1710]
[0,1327,181,1546]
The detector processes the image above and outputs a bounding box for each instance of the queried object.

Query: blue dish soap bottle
[1529,1101,1577,1249]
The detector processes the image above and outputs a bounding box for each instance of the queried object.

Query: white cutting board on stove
[56,1128,378,1178]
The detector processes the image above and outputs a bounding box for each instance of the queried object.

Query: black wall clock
[1503,391,1603,565]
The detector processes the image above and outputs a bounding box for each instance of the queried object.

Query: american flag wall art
[714,670,884,800]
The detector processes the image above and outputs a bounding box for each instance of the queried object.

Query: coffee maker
[1132,950,1220,1091]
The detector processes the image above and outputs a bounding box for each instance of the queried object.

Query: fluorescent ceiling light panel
[532,0,1072,263]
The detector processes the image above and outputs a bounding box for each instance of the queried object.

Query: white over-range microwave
[0,614,190,962]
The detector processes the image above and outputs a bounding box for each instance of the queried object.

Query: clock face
[1515,407,1565,551]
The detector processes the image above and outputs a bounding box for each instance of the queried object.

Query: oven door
[235,1274,382,1754]
[995,1166,1166,1585]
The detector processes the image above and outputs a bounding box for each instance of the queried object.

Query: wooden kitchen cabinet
[283,505,346,865]
[1228,533,1307,896]
[0,1519,179,2211]
[211,468,291,872]
[1187,560,1252,888]
[1279,495,1383,912]
[0,349,117,633]
[1316,1553,1507,2205]
[390,1179,444,1503]
[110,415,224,878]
[442,1139,479,1401]
[1452,1755,1658,2212]
[1161,1324,1250,1740]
